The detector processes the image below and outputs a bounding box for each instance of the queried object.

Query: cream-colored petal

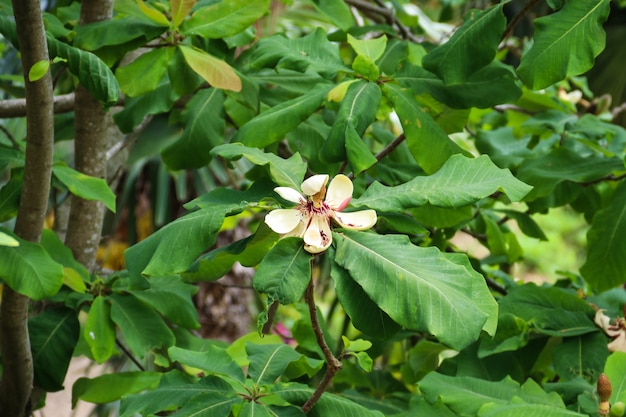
[283,220,306,238]
[274,187,304,204]
[265,209,302,234]
[326,174,352,210]
[609,332,626,353]
[301,174,329,196]
[333,209,377,230]
[303,215,332,253]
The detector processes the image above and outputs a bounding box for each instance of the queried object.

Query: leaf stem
[301,279,342,413]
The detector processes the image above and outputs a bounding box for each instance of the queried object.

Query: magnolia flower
[265,174,377,254]
[594,308,626,353]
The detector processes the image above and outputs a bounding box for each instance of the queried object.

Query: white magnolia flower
[594,308,626,353]
[265,174,377,254]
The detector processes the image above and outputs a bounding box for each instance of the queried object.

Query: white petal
[274,187,304,204]
[326,174,352,210]
[301,174,329,196]
[333,210,377,230]
[265,209,302,234]
[303,215,332,253]
[283,220,306,238]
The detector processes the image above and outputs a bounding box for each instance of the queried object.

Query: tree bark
[0,0,54,415]
[64,0,115,270]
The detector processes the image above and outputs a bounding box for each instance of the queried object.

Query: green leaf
[0,229,64,300]
[239,402,273,417]
[253,237,312,305]
[124,206,229,280]
[498,284,597,337]
[352,154,532,212]
[211,143,307,190]
[181,0,269,38]
[52,165,116,213]
[162,88,225,170]
[553,332,608,382]
[478,404,587,417]
[0,231,18,247]
[517,0,610,90]
[422,4,506,85]
[72,372,161,407]
[179,45,241,91]
[345,124,377,175]
[605,352,626,404]
[236,86,331,148]
[114,82,176,133]
[478,313,530,358]
[581,181,626,291]
[495,209,548,241]
[135,0,169,26]
[333,231,498,350]
[248,28,345,79]
[309,0,355,31]
[29,307,80,391]
[353,351,373,372]
[168,345,246,383]
[0,169,22,222]
[383,83,464,174]
[170,0,196,28]
[116,47,173,97]
[28,59,49,81]
[347,34,386,62]
[247,343,303,385]
[401,340,457,383]
[84,296,117,364]
[73,16,166,51]
[321,81,381,163]
[109,293,175,358]
[40,229,89,281]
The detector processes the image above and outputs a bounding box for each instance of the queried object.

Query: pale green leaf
[347,34,386,61]
[0,230,18,247]
[581,181,626,291]
[333,231,498,350]
[84,296,117,364]
[179,45,241,91]
[62,267,86,294]
[352,154,532,212]
[170,0,196,28]
[517,0,610,90]
[135,0,170,26]
[181,0,269,38]
[28,59,49,82]
[72,372,161,407]
[211,143,307,190]
[52,165,116,213]
[422,3,506,85]
[116,47,173,97]
[309,0,355,31]
[604,352,626,404]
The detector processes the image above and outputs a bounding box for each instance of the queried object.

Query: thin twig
[374,132,406,161]
[501,0,542,41]
[301,280,342,413]
[345,0,421,43]
[115,339,145,371]
[612,102,626,120]
[0,124,20,149]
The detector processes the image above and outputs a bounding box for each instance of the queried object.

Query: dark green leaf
[72,372,161,407]
[116,47,173,97]
[247,343,303,385]
[168,345,246,383]
[113,83,176,133]
[73,16,166,51]
[553,332,608,382]
[30,307,80,391]
[0,168,22,222]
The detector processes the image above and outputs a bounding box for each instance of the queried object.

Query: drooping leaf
[181,0,269,38]
[29,307,80,391]
[383,83,464,174]
[253,237,312,305]
[247,343,303,385]
[309,0,355,31]
[161,88,225,170]
[109,293,175,358]
[179,45,242,91]
[84,296,117,364]
[517,0,610,90]
[498,284,598,337]
[135,0,169,26]
[422,3,506,85]
[236,85,331,148]
[116,47,173,97]
[581,181,626,291]
[352,154,532,212]
[345,124,378,175]
[170,0,196,28]
[168,345,246,383]
[52,164,116,213]
[72,372,161,407]
[0,228,64,300]
[333,231,498,350]
[211,143,307,190]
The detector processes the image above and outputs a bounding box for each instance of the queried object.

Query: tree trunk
[64,0,115,270]
[0,0,54,414]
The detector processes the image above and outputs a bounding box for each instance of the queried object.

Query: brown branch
[0,0,55,414]
[345,0,421,43]
[501,0,542,41]
[301,280,342,413]
[0,93,75,118]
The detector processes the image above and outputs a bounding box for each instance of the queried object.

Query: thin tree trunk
[64,0,115,270]
[0,0,54,414]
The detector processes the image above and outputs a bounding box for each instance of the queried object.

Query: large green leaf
[321,81,381,163]
[604,351,626,404]
[552,332,608,382]
[383,83,464,174]
[179,45,242,91]
[181,0,269,38]
[236,86,331,148]
[247,343,303,385]
[352,154,532,212]
[162,88,225,170]
[498,284,597,337]
[333,231,497,350]
[124,206,230,280]
[73,16,166,51]
[168,345,246,383]
[29,307,80,392]
[581,181,626,291]
[84,296,116,364]
[309,0,355,31]
[116,47,173,97]
[422,3,506,85]
[0,229,64,300]
[52,164,116,212]
[247,28,346,79]
[109,293,175,358]
[211,143,307,190]
[72,372,161,407]
[253,237,312,305]
[517,0,610,90]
